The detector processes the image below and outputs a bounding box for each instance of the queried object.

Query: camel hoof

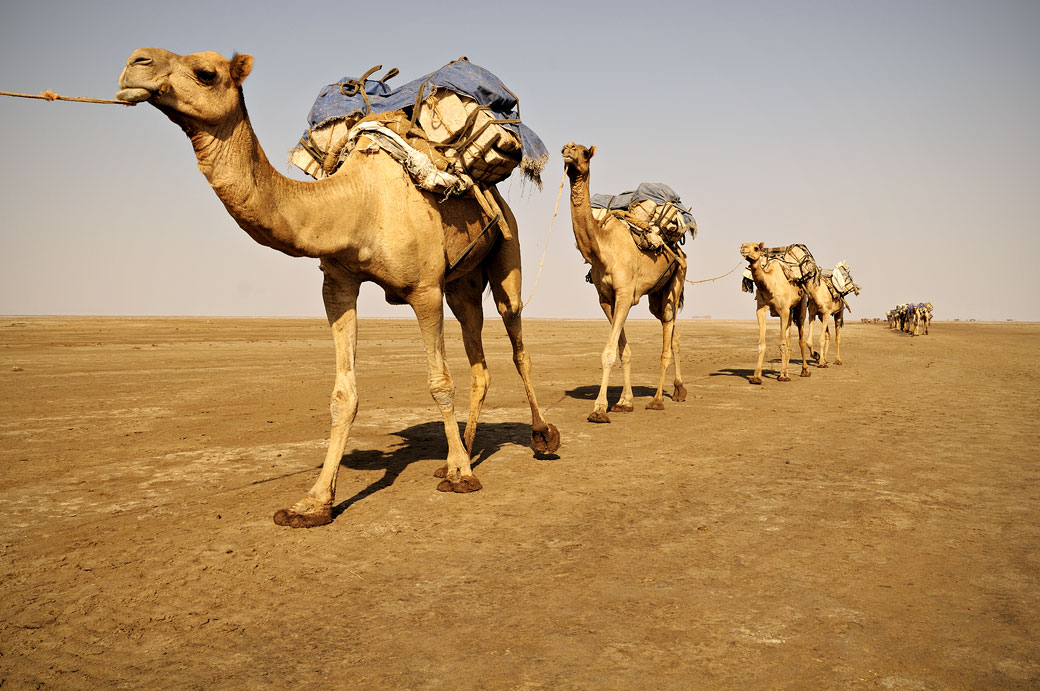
[646,399,665,411]
[778,375,791,382]
[610,403,634,413]
[587,410,611,424]
[531,423,561,454]
[436,475,482,493]
[834,360,843,366]
[272,504,333,529]
[433,464,448,478]
[818,363,829,369]
[811,351,821,362]
[673,384,687,402]
[800,370,811,378]
[748,376,762,385]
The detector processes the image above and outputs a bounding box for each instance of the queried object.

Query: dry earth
[0,316,1037,689]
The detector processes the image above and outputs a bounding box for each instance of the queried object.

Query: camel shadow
[709,367,757,379]
[331,420,540,517]
[565,384,659,401]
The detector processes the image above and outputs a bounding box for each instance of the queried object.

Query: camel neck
[182,105,357,259]
[566,170,601,264]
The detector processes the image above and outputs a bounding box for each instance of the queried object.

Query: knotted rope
[0,89,134,106]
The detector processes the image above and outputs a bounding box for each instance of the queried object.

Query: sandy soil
[0,316,1037,689]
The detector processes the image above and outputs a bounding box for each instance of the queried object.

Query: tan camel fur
[739,242,811,384]
[806,261,861,367]
[561,143,687,423]
[117,48,560,527]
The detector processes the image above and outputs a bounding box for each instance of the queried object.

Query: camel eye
[196,69,218,85]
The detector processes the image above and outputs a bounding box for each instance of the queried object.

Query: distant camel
[740,242,814,383]
[562,142,690,422]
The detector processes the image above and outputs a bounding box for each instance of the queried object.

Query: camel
[739,242,812,384]
[117,48,560,528]
[805,261,861,367]
[561,143,688,423]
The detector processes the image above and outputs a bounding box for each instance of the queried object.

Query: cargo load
[589,183,696,252]
[289,57,547,192]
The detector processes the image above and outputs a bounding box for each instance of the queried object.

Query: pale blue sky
[1,0,1037,320]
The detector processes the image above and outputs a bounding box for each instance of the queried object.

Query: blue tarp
[590,183,695,226]
[301,57,547,177]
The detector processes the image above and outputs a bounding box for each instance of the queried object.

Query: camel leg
[751,303,768,385]
[795,301,811,378]
[833,317,843,365]
[591,299,633,422]
[273,265,361,528]
[485,230,561,454]
[671,325,686,402]
[599,300,634,413]
[778,309,793,382]
[444,276,490,456]
[647,317,674,410]
[807,316,819,362]
[410,288,479,493]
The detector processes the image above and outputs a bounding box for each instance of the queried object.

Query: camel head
[561,142,595,177]
[740,242,765,263]
[117,48,253,129]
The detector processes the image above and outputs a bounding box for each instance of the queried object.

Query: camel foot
[531,423,561,454]
[834,359,843,366]
[800,369,811,378]
[748,376,762,385]
[587,410,611,424]
[436,475,482,493]
[673,384,687,402]
[818,363,829,369]
[272,498,333,528]
[433,464,448,479]
[610,403,634,413]
[811,350,821,363]
[646,398,665,411]
[778,375,791,383]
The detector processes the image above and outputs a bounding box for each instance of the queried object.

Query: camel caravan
[112,47,868,526]
[887,303,933,336]
[739,245,862,381]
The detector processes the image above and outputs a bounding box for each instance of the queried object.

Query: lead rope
[1,89,134,105]
[686,259,744,286]
[521,170,567,309]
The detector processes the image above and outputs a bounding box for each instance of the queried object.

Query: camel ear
[230,53,253,86]
[757,242,764,249]
[588,145,596,158]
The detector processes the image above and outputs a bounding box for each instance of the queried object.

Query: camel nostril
[129,56,153,67]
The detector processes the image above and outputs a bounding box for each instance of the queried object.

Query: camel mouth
[115,87,153,103]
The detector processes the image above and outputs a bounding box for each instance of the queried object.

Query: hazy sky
[1,0,1037,320]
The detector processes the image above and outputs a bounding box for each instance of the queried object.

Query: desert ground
[0,316,1037,689]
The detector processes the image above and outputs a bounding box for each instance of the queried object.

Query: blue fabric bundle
[300,57,548,182]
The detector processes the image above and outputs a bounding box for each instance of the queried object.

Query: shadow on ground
[564,385,659,401]
[331,420,538,516]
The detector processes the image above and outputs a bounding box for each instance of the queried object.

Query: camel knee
[329,385,358,426]
[428,376,455,409]
[601,345,618,369]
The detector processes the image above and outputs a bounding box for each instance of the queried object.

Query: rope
[521,170,567,308]
[0,89,135,106]
[686,259,744,286]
